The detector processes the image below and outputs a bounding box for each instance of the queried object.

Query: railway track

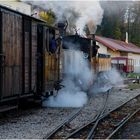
[43,107,82,139]
[44,89,110,139]
[106,107,140,139]
[116,109,140,139]
[66,92,140,139]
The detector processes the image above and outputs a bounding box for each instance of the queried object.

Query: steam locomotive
[0,5,110,112]
[62,34,111,73]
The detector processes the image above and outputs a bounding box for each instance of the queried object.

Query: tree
[39,9,56,25]
[114,26,122,40]
[128,2,140,46]
[97,1,131,41]
[97,1,140,47]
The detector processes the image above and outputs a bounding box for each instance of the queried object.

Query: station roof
[95,36,140,54]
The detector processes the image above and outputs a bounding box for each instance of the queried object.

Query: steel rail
[87,89,110,139]
[65,113,100,139]
[66,89,111,139]
[106,107,140,139]
[43,107,82,139]
[67,92,140,139]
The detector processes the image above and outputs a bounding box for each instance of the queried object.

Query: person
[50,35,57,53]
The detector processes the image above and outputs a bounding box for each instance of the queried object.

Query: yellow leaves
[39,10,55,25]
[39,11,49,21]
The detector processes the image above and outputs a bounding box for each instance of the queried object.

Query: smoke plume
[21,0,103,34]
[43,50,93,108]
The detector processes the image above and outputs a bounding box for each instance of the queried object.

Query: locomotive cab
[63,34,95,61]
[62,34,111,74]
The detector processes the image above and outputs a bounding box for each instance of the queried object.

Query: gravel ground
[118,111,140,139]
[0,88,140,139]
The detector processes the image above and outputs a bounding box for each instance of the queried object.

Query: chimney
[57,20,68,37]
[125,32,128,43]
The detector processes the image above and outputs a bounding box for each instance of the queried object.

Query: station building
[96,36,140,73]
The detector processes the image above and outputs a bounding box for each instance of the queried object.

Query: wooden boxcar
[0,5,61,111]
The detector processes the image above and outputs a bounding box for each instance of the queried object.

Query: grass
[127,83,140,90]
[127,73,140,78]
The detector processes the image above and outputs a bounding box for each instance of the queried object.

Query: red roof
[95,36,140,54]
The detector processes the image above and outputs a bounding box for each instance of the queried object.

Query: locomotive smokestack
[90,34,95,40]
[57,21,68,37]
[89,34,96,46]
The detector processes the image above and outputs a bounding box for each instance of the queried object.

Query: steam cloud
[42,78,88,108]
[19,0,124,107]
[42,50,93,108]
[21,0,103,34]
[42,49,124,108]
[89,69,124,95]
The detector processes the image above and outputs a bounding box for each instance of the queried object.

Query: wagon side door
[31,22,37,94]
[23,18,31,94]
[37,25,45,94]
[0,10,22,99]
[0,11,3,99]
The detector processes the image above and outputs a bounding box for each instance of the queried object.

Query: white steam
[42,49,123,107]
[63,50,93,91]
[89,69,124,95]
[21,0,103,34]
[43,50,93,108]
[42,50,123,107]
[42,78,88,108]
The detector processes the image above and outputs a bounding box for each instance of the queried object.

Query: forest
[37,1,140,47]
[97,1,140,47]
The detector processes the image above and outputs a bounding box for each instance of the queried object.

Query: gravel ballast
[0,88,140,139]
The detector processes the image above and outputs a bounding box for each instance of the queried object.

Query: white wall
[96,41,121,57]
[0,1,31,15]
[128,53,140,73]
[96,42,108,54]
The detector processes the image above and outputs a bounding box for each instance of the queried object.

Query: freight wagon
[0,5,61,112]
